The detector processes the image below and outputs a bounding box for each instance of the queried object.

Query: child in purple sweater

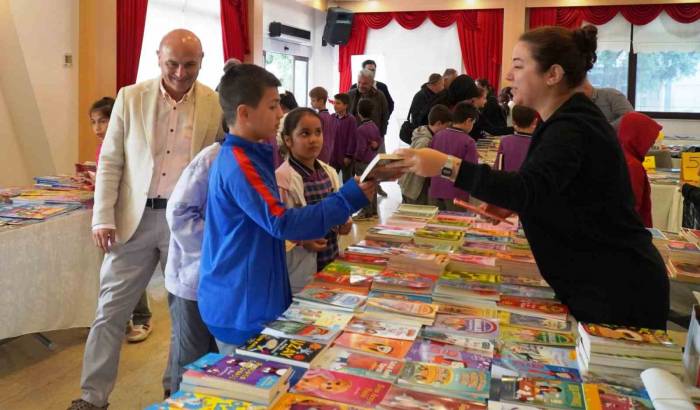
[495,104,538,172]
[429,102,479,211]
[353,99,382,219]
[332,93,357,181]
[309,86,336,164]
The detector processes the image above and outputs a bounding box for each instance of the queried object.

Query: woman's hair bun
[574,25,598,71]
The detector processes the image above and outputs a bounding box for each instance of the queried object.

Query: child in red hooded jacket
[617,112,662,228]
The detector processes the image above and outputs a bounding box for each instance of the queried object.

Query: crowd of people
[69,23,668,410]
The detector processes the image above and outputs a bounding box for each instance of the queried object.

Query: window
[136,0,224,91]
[264,51,309,107]
[587,12,700,118]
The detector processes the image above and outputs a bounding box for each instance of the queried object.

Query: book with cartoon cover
[292,369,392,407]
[499,325,576,347]
[281,303,354,330]
[372,270,437,295]
[270,392,372,410]
[499,284,557,300]
[435,303,498,318]
[362,297,438,324]
[491,377,585,410]
[498,296,569,320]
[262,319,339,344]
[498,311,572,332]
[420,329,495,357]
[496,343,578,369]
[236,334,326,368]
[144,390,265,410]
[294,287,367,312]
[368,290,432,304]
[578,323,679,354]
[405,339,492,370]
[344,317,421,341]
[312,347,404,382]
[491,357,581,382]
[425,314,500,340]
[333,332,413,360]
[397,361,491,401]
[377,385,487,410]
[321,260,384,280]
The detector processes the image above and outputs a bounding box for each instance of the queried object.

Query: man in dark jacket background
[350,59,394,118]
[408,73,444,126]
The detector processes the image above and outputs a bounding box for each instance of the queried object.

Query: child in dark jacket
[199,64,374,354]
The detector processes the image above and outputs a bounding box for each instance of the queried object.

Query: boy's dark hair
[476,78,493,95]
[428,104,452,126]
[90,97,115,118]
[362,59,376,68]
[452,101,479,124]
[220,116,229,135]
[447,75,479,106]
[282,107,321,139]
[512,105,539,128]
[334,93,350,106]
[357,98,374,119]
[309,86,328,101]
[280,91,298,111]
[218,64,281,125]
[520,25,597,88]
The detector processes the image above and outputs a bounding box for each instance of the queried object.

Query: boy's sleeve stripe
[232,146,286,217]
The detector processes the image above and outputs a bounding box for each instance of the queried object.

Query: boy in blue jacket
[199,64,376,354]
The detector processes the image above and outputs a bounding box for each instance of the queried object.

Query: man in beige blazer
[69,29,223,410]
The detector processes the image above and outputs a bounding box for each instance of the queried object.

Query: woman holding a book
[392,25,669,330]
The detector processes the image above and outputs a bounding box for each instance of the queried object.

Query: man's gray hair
[358,68,375,80]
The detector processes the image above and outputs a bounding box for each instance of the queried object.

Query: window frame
[263,50,309,107]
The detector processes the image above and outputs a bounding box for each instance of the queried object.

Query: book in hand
[489,377,586,410]
[359,153,404,182]
[424,314,500,340]
[377,385,487,410]
[397,361,491,401]
[262,319,339,344]
[333,332,414,360]
[312,346,404,382]
[496,342,578,369]
[292,368,392,407]
[405,339,492,370]
[453,198,515,225]
[271,392,372,410]
[144,390,265,410]
[236,334,326,369]
[181,355,291,404]
[497,296,569,321]
[344,317,421,341]
[491,357,582,382]
[293,286,367,312]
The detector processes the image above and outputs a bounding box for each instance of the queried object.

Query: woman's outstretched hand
[389,148,449,178]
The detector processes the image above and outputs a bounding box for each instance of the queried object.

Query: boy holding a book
[198,64,374,354]
[331,93,357,181]
[399,104,452,205]
[429,102,479,211]
[352,99,382,219]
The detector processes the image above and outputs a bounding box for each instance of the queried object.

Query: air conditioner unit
[269,22,312,46]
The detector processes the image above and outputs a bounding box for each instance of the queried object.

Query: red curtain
[220,0,250,61]
[530,4,700,29]
[116,0,148,92]
[338,10,501,92]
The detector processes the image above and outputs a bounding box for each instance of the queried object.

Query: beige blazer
[93,78,224,243]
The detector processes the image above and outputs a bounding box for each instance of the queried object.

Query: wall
[0,0,79,187]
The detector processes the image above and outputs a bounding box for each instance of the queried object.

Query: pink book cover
[292,368,391,407]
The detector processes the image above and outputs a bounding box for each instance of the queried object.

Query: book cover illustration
[499,326,576,347]
[498,297,569,319]
[281,303,354,330]
[398,361,490,400]
[373,270,436,290]
[145,390,264,410]
[414,227,465,241]
[202,355,290,388]
[435,303,498,318]
[364,297,438,319]
[420,329,495,357]
[314,347,404,382]
[406,339,492,370]
[492,357,581,382]
[295,288,367,311]
[448,254,498,267]
[666,240,700,253]
[292,369,391,407]
[344,317,421,341]
[496,343,578,369]
[333,332,413,360]
[322,261,384,280]
[498,312,572,332]
[368,290,432,304]
[377,385,487,410]
[497,378,585,410]
[427,315,499,339]
[579,323,675,347]
[271,392,372,410]
[238,334,324,364]
[359,154,404,182]
[262,319,337,343]
[499,275,550,288]
[498,284,556,300]
[0,203,80,219]
[440,270,500,284]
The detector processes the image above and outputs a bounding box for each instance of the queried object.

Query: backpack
[399,115,417,144]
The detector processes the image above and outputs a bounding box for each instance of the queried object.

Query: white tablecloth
[0,209,102,339]
[651,183,683,233]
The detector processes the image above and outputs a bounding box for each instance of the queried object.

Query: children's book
[435,303,498,318]
[394,204,440,220]
[312,346,404,382]
[236,334,326,369]
[371,269,437,295]
[333,332,413,360]
[397,361,491,401]
[413,227,465,247]
[499,325,576,347]
[292,369,392,407]
[0,203,80,219]
[378,385,487,410]
[498,284,556,300]
[362,297,438,325]
[490,377,585,410]
[262,319,339,344]
[321,260,384,280]
[293,287,367,312]
[440,270,500,284]
[144,390,265,410]
[577,323,680,358]
[499,275,550,288]
[491,357,581,382]
[405,339,492,370]
[498,311,572,332]
[270,392,372,410]
[497,296,568,321]
[425,314,500,340]
[496,343,578,369]
[368,290,432,304]
[453,199,515,225]
[281,303,354,330]
[359,154,404,183]
[420,329,495,358]
[344,317,421,341]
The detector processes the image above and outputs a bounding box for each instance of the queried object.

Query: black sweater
[455,93,669,329]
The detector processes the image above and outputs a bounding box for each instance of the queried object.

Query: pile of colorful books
[146,204,679,409]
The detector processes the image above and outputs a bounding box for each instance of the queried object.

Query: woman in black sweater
[394,25,669,329]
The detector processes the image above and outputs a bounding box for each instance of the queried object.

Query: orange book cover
[334,332,413,360]
[498,296,568,317]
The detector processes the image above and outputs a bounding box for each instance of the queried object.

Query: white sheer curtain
[634,11,700,53]
[354,19,464,153]
[136,0,225,90]
[584,13,630,53]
